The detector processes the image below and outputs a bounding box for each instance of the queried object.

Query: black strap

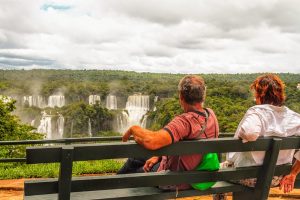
[175,108,210,172]
[194,109,209,139]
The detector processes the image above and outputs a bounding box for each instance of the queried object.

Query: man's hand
[143,156,160,172]
[122,125,172,150]
[122,127,133,142]
[279,174,296,193]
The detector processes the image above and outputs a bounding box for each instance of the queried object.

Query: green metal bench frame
[24,137,300,200]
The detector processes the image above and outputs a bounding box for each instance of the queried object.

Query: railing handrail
[0,136,124,145]
[0,133,234,146]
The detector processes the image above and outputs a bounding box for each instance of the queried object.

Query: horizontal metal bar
[0,136,124,145]
[0,158,26,162]
[0,134,233,146]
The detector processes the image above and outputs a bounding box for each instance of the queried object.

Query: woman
[215,74,300,199]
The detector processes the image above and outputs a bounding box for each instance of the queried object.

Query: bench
[24,137,300,200]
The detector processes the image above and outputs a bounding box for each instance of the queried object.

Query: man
[119,75,219,189]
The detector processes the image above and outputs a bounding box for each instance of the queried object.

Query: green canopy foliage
[0,70,299,135]
[0,97,42,158]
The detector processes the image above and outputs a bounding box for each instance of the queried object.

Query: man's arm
[122,125,172,150]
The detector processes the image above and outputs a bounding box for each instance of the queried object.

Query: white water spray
[48,95,65,108]
[89,95,101,105]
[106,95,117,110]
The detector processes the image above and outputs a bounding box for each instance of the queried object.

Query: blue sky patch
[41,3,72,11]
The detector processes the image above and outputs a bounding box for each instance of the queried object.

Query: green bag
[191,153,220,190]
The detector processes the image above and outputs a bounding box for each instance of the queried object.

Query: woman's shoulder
[246,104,283,113]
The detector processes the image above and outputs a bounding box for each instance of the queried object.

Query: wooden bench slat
[24,182,250,200]
[24,164,291,196]
[26,137,300,164]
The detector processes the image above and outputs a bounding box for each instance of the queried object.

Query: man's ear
[179,93,184,101]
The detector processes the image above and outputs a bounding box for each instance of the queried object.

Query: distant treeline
[0,69,299,133]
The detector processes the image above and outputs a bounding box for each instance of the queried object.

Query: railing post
[58,146,74,200]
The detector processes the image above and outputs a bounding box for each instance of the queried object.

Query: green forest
[0,70,300,139]
[0,69,300,179]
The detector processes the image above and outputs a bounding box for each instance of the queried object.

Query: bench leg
[58,146,74,200]
[232,191,253,200]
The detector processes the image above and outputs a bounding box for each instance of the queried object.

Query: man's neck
[184,103,204,113]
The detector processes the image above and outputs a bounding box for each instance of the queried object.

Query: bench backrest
[25,137,300,199]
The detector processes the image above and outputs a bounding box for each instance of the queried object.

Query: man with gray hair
[119,75,219,190]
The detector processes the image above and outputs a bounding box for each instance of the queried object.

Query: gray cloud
[0,52,55,66]
[0,0,299,73]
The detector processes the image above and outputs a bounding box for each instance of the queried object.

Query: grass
[0,159,124,179]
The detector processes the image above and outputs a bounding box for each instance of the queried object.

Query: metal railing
[0,133,234,163]
[0,136,124,163]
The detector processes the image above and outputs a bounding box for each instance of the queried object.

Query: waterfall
[23,96,33,107]
[48,95,65,108]
[106,95,117,110]
[37,111,52,139]
[116,111,129,133]
[126,95,149,126]
[57,114,64,138]
[88,118,92,137]
[30,119,35,126]
[89,95,101,105]
[70,120,74,138]
[34,96,46,108]
[37,111,64,139]
[116,94,149,133]
[23,96,46,108]
[153,96,159,111]
[141,115,148,128]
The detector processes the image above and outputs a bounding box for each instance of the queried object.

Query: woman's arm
[236,113,262,143]
[280,160,300,193]
[238,127,260,143]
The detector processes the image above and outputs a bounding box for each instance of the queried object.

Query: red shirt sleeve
[163,115,191,143]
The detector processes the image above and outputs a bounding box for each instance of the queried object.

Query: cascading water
[37,111,65,139]
[37,111,52,139]
[115,111,129,133]
[89,95,101,105]
[116,94,149,133]
[126,95,149,125]
[141,115,148,128]
[23,96,46,108]
[31,119,35,126]
[153,96,159,111]
[88,118,92,137]
[57,114,64,138]
[48,95,65,108]
[106,95,117,110]
[23,96,32,107]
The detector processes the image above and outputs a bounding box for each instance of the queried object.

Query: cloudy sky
[0,0,300,73]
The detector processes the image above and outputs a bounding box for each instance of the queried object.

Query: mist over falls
[2,71,300,136]
[23,95,65,108]
[15,93,158,139]
[106,95,117,110]
[89,95,101,105]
